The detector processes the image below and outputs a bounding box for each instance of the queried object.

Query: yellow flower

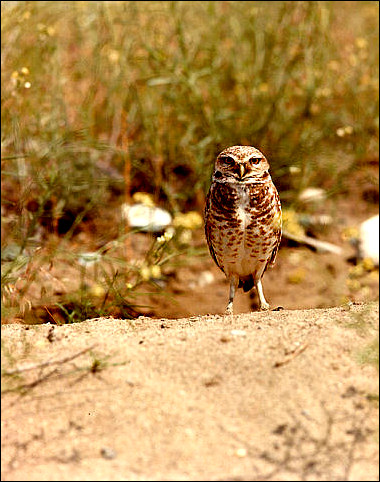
[337,125,354,137]
[328,60,340,71]
[348,265,364,279]
[11,71,19,79]
[108,49,120,63]
[140,265,151,281]
[362,257,375,271]
[344,125,353,135]
[47,26,56,36]
[259,83,268,93]
[178,229,192,244]
[132,192,155,207]
[346,279,361,291]
[173,211,203,230]
[163,230,173,242]
[21,67,29,75]
[157,230,173,244]
[90,284,105,297]
[341,226,359,241]
[150,265,161,279]
[355,37,368,49]
[282,208,304,237]
[140,264,161,281]
[287,268,306,284]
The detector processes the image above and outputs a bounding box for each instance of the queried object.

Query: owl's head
[213,145,270,183]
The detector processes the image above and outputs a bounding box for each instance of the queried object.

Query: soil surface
[1,302,378,481]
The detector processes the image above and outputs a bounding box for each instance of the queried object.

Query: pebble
[235,447,247,457]
[230,329,247,337]
[100,447,117,460]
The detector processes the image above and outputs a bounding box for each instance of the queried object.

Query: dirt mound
[1,303,378,481]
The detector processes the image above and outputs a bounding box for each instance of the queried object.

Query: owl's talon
[225,302,233,315]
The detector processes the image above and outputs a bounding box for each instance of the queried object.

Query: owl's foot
[225,302,234,315]
[256,279,270,311]
[225,276,238,316]
[259,301,270,311]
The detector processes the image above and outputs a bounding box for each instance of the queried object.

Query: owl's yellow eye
[219,156,234,164]
[249,157,261,165]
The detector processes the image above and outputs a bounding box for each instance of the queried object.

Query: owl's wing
[265,191,282,271]
[204,187,225,274]
[266,230,281,270]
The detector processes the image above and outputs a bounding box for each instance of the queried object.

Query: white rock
[358,214,379,266]
[198,271,215,288]
[188,270,215,290]
[235,448,247,457]
[121,203,172,232]
[230,329,247,337]
[298,187,326,204]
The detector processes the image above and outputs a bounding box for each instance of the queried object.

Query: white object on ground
[298,187,326,204]
[122,203,172,232]
[358,214,379,266]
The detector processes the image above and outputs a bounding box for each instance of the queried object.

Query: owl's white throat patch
[235,184,250,229]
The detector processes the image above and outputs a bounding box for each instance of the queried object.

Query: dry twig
[2,344,97,376]
[273,342,309,367]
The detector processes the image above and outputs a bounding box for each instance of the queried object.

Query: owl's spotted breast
[205,179,280,278]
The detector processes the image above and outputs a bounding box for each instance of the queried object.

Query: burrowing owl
[204,145,282,314]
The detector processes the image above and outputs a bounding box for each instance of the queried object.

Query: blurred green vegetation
[1,1,379,323]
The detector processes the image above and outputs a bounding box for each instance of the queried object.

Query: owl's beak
[239,164,246,179]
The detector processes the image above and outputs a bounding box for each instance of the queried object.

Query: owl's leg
[256,279,270,311]
[225,275,239,315]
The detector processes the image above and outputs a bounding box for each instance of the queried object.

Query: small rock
[273,423,287,435]
[341,385,358,398]
[203,375,222,387]
[100,447,117,460]
[230,329,247,337]
[188,270,215,290]
[235,447,247,457]
[47,326,55,343]
[121,203,172,232]
[197,270,215,288]
[298,187,326,204]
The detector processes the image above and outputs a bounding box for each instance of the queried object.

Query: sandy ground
[1,302,378,481]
